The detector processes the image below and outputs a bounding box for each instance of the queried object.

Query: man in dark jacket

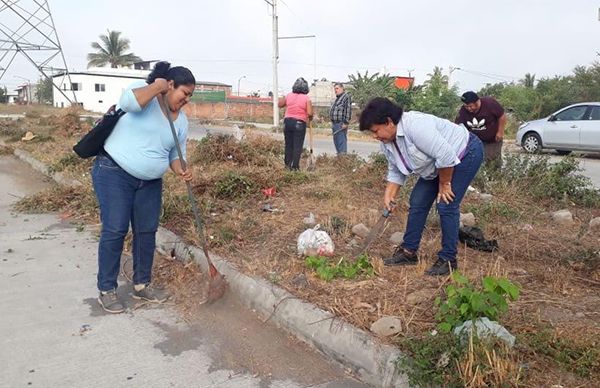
[455,91,506,169]
[329,83,352,155]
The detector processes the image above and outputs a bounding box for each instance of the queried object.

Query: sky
[1,0,599,96]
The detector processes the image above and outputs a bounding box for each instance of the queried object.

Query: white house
[52,67,149,113]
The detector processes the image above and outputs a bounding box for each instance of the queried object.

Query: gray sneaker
[132,284,169,303]
[98,289,125,314]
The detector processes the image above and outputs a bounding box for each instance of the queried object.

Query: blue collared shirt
[381,111,469,185]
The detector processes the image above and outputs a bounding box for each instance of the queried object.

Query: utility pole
[265,0,279,127]
[448,66,461,86]
[237,75,246,96]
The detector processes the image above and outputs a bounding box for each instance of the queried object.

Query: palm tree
[87,30,141,68]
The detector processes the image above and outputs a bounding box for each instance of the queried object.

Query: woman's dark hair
[147,61,196,88]
[359,97,403,131]
[292,77,309,94]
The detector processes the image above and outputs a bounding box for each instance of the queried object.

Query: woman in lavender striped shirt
[359,98,484,276]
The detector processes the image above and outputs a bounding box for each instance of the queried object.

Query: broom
[162,94,227,303]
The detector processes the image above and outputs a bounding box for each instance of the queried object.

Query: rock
[479,193,493,202]
[291,273,309,288]
[389,232,404,245]
[575,312,586,318]
[370,316,402,337]
[352,223,370,238]
[551,209,573,226]
[406,289,432,305]
[460,212,476,227]
[589,217,600,231]
[453,317,515,347]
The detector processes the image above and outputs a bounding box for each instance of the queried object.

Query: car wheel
[522,132,542,153]
[556,150,571,156]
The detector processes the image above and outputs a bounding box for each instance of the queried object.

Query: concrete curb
[12,148,82,187]
[155,228,409,387]
[6,143,410,388]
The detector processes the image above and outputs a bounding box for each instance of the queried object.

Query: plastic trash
[454,317,515,347]
[297,224,335,256]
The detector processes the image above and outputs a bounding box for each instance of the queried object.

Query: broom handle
[308,120,314,153]
[161,95,214,267]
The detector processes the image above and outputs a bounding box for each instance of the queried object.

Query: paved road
[192,122,600,188]
[0,155,366,388]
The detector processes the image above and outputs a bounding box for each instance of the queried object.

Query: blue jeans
[401,134,484,262]
[92,153,163,291]
[332,122,347,154]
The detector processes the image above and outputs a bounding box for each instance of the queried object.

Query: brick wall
[183,100,275,121]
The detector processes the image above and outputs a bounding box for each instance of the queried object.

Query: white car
[516,102,600,154]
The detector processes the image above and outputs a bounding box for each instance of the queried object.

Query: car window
[555,106,588,121]
[589,106,600,120]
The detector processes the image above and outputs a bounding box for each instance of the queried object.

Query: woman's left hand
[437,182,455,204]
[179,169,193,182]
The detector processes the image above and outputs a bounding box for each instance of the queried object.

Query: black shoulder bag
[73,105,125,158]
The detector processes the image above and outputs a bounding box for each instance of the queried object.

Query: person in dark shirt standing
[455,91,506,169]
[329,83,352,155]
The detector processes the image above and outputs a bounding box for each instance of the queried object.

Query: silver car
[516,102,600,154]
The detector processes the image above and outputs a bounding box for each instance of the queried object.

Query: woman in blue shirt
[93,61,195,313]
[359,98,484,276]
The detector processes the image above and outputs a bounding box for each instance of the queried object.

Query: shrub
[435,272,520,333]
[475,154,600,208]
[213,171,256,199]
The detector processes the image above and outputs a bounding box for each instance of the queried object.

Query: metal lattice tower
[0,0,76,103]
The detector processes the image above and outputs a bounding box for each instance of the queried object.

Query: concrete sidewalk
[0,155,366,388]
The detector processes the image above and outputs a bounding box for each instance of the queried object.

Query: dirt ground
[2,107,600,386]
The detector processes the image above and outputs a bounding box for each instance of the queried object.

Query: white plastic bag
[297,224,335,256]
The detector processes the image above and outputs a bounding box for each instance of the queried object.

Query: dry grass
[5,110,600,386]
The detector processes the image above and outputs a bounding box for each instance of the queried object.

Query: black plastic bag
[459,226,498,252]
[73,105,125,158]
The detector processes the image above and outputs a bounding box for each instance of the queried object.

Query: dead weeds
[7,113,600,385]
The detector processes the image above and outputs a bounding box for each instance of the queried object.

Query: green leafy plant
[305,255,374,281]
[213,171,255,199]
[435,272,520,333]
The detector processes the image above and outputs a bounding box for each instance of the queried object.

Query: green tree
[411,67,461,120]
[478,82,506,99]
[347,71,395,109]
[520,73,536,88]
[87,30,141,68]
[35,77,53,104]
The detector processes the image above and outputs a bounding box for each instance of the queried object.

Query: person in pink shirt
[278,77,313,170]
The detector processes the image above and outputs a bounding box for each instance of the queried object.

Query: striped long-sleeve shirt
[329,92,352,124]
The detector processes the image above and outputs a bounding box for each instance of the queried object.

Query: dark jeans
[332,122,347,154]
[401,133,484,262]
[92,153,162,291]
[283,117,306,170]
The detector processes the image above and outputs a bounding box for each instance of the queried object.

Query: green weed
[305,254,374,281]
[435,272,520,333]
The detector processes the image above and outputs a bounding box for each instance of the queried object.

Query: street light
[237,75,246,96]
[14,75,32,104]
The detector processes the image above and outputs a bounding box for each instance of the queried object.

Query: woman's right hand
[153,78,169,94]
[383,181,401,211]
